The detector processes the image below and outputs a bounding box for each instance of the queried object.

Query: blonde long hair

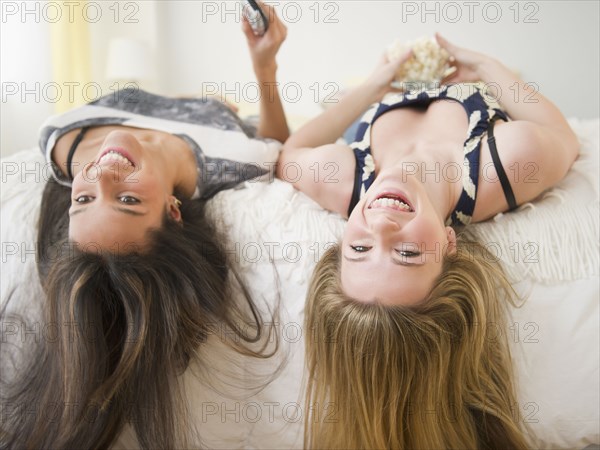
[304,236,529,449]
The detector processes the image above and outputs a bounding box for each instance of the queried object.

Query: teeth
[98,151,133,166]
[370,196,412,211]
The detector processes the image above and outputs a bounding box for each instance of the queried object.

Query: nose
[369,214,401,234]
[83,160,131,185]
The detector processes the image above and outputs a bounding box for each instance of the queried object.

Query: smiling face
[341,169,456,306]
[68,130,181,253]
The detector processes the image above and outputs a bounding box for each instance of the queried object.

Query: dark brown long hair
[1,179,277,449]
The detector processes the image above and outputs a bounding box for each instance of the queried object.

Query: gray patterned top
[39,88,280,200]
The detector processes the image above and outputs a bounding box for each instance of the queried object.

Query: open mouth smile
[368,192,415,213]
[96,148,136,167]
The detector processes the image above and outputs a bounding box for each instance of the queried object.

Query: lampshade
[105,38,155,81]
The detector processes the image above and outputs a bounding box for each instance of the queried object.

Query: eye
[119,195,140,204]
[350,245,372,253]
[396,249,420,258]
[73,195,94,204]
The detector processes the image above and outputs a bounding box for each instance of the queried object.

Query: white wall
[155,0,600,119]
[1,0,599,158]
[0,0,158,158]
[1,6,53,158]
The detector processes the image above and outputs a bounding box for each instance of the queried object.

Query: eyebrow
[70,206,147,217]
[343,255,425,267]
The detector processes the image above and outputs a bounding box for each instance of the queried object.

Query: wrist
[359,79,388,104]
[254,62,278,80]
[477,57,506,82]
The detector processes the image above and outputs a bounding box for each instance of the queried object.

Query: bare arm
[242,2,289,142]
[282,52,412,153]
[437,34,579,158]
[254,69,288,142]
[282,82,382,151]
[276,52,412,216]
[436,34,579,207]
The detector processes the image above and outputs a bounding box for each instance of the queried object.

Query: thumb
[435,33,456,55]
[389,49,413,69]
[241,16,258,44]
[440,66,459,85]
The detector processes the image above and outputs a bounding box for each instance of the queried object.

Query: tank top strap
[347,84,509,221]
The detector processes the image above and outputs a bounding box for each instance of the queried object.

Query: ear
[168,196,183,223]
[445,226,457,256]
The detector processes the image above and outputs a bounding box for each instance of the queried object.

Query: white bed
[1,118,598,449]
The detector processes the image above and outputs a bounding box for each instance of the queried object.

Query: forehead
[340,256,441,306]
[68,208,163,252]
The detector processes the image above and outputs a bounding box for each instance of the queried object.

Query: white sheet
[1,118,598,449]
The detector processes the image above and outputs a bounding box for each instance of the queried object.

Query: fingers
[435,32,454,52]
[258,0,284,33]
[263,3,287,41]
[440,72,457,86]
[242,2,283,46]
[241,15,258,43]
[440,65,459,85]
[400,49,413,64]
[241,1,271,39]
[389,49,413,70]
[436,33,467,62]
[387,49,412,64]
[250,1,287,42]
[258,0,276,25]
[242,1,287,70]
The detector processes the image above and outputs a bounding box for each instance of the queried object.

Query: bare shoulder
[277,143,355,217]
[473,120,579,221]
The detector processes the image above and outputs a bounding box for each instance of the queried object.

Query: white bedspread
[1,118,598,449]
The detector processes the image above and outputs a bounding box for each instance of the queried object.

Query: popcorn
[387,36,451,83]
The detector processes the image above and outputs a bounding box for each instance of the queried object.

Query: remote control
[243,0,269,36]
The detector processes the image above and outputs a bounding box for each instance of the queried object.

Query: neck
[69,126,196,198]
[419,167,456,222]
[148,133,197,198]
[379,153,458,222]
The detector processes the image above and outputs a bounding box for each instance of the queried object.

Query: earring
[173,197,182,208]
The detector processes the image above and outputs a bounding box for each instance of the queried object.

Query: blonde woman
[278,35,578,448]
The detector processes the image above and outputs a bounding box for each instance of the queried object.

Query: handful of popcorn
[387,36,451,84]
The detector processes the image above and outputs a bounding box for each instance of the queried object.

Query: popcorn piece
[387,36,451,83]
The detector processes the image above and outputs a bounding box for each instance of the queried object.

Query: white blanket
[1,119,598,449]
